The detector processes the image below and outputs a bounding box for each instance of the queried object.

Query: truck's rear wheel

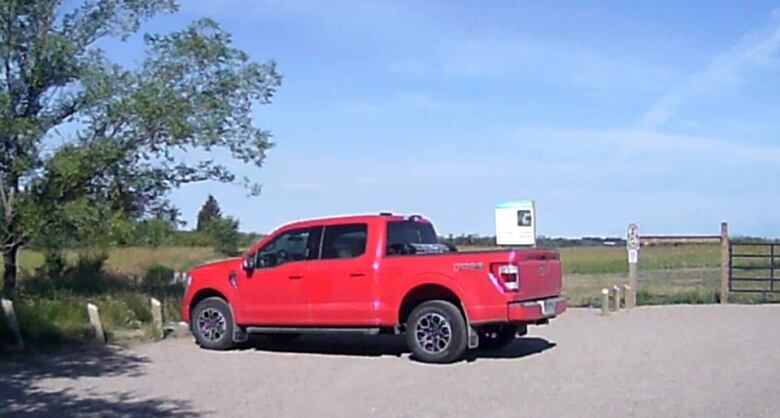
[405,300,467,363]
[192,297,235,350]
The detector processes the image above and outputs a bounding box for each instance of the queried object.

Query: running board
[246,326,381,335]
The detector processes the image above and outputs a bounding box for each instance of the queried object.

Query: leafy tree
[0,0,281,295]
[204,216,240,256]
[196,194,222,231]
[134,218,175,247]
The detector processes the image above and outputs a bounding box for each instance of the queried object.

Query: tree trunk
[2,245,18,296]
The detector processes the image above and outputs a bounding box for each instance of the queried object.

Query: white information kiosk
[495,200,536,247]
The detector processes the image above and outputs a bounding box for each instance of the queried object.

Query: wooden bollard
[86,303,106,344]
[600,288,610,316]
[611,286,621,312]
[2,298,24,349]
[623,285,634,310]
[150,297,163,337]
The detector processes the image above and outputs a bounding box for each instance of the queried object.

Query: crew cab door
[239,226,322,325]
[307,223,376,325]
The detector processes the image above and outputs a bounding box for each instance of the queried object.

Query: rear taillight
[491,263,520,292]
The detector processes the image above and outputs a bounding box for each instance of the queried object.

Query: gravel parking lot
[3,305,780,417]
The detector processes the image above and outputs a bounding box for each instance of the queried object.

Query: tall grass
[5,246,223,278]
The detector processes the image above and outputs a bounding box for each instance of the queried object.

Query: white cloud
[641,10,780,128]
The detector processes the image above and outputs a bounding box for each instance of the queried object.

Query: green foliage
[134,218,176,247]
[43,249,67,278]
[141,264,183,298]
[197,195,223,231]
[204,216,241,256]
[0,0,281,294]
[1,264,187,350]
[11,296,93,346]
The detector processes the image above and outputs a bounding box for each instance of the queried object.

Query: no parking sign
[627,223,640,264]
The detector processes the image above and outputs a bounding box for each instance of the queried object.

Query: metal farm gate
[729,242,780,295]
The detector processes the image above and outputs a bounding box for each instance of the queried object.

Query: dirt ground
[2,305,779,417]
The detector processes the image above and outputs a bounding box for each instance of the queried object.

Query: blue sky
[118,1,780,237]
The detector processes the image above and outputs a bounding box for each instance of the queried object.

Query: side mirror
[242,254,255,271]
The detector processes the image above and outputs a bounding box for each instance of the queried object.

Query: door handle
[349,273,367,278]
[288,275,304,280]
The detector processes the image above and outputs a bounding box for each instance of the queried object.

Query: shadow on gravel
[465,337,556,362]
[244,334,556,363]
[0,345,200,417]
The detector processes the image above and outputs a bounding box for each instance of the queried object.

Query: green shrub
[43,250,67,278]
[119,292,153,324]
[15,296,92,345]
[141,265,175,295]
[204,217,241,256]
[163,297,182,323]
[49,251,130,295]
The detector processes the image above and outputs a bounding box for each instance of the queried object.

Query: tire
[405,300,467,364]
[478,324,520,350]
[191,297,235,350]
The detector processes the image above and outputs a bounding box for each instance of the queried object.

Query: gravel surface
[3,305,780,417]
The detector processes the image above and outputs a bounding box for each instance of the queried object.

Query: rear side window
[321,223,368,259]
[387,221,438,246]
[386,221,439,255]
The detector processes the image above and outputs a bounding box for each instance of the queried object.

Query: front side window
[256,227,322,268]
[321,223,368,259]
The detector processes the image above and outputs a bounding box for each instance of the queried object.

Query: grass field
[460,244,722,274]
[4,246,224,278]
[5,244,723,279]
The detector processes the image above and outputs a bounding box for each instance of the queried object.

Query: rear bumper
[507,296,567,322]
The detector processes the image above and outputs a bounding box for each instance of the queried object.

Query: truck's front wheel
[405,300,467,363]
[192,297,236,350]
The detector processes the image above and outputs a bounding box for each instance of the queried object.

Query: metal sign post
[627,223,639,308]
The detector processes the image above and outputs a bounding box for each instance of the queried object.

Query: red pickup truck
[182,213,566,363]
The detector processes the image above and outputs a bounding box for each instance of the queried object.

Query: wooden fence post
[627,223,639,309]
[600,288,610,316]
[623,285,633,310]
[628,262,638,305]
[611,286,621,311]
[721,222,729,304]
[2,298,24,349]
[87,303,106,344]
[150,297,163,337]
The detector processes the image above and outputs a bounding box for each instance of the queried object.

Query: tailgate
[516,251,562,301]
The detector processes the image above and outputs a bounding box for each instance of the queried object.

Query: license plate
[540,299,557,316]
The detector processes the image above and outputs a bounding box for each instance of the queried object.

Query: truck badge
[453,262,483,272]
